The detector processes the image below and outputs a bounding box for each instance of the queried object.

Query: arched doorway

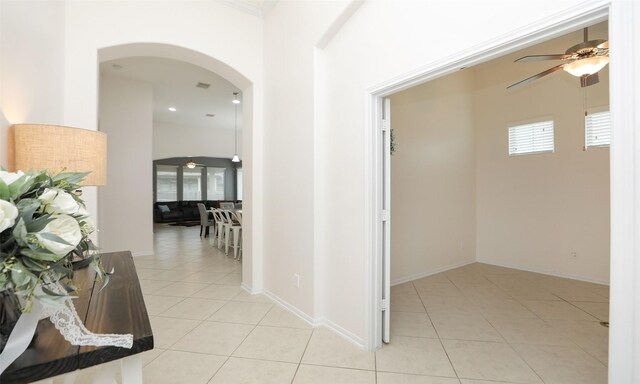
[96,43,259,292]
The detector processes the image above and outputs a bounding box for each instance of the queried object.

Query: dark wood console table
[1,251,153,384]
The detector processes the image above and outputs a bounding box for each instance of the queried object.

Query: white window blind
[508,120,554,156]
[585,111,611,148]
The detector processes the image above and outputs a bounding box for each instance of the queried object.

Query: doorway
[96,43,259,292]
[367,2,615,353]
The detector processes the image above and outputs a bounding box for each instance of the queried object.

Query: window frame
[585,107,611,149]
[507,118,555,157]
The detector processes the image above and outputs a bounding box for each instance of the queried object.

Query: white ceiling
[221,0,277,18]
[100,57,243,133]
[98,1,279,139]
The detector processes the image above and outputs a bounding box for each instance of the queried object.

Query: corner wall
[318,0,586,341]
[262,0,353,320]
[474,25,610,284]
[388,23,610,286]
[389,71,477,283]
[99,74,154,256]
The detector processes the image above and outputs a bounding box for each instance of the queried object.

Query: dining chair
[221,210,242,259]
[235,211,243,260]
[197,203,214,238]
[211,208,226,249]
[219,202,235,210]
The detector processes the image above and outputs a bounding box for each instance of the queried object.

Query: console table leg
[92,360,118,384]
[121,354,143,384]
[63,370,78,384]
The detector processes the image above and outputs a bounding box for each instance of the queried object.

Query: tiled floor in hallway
[36,225,609,383]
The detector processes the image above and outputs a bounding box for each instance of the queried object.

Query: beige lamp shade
[12,124,107,186]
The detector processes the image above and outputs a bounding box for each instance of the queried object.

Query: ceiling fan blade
[580,72,600,87]
[514,54,571,62]
[507,64,566,90]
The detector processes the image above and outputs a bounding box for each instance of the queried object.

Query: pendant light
[232,92,240,163]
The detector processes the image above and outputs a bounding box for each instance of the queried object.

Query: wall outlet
[293,273,300,288]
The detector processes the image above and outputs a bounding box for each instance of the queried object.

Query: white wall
[153,121,241,160]
[99,74,154,255]
[474,24,610,283]
[0,0,264,289]
[0,0,65,167]
[0,0,629,357]
[315,0,587,341]
[262,0,353,319]
[388,23,609,285]
[389,71,477,283]
[62,0,263,289]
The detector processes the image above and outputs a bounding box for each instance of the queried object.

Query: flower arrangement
[0,170,106,312]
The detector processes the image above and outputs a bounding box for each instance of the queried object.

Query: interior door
[382,98,391,343]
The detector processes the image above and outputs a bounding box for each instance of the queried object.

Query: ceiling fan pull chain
[583,87,588,151]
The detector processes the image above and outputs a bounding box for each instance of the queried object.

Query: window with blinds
[585,111,611,148]
[508,120,554,156]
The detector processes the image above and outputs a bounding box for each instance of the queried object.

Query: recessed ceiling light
[168,107,177,112]
[196,82,211,89]
[112,63,123,70]
[205,113,215,117]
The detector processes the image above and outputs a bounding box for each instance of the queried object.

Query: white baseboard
[261,288,316,326]
[255,288,365,349]
[391,258,476,286]
[314,316,365,348]
[241,282,261,295]
[476,258,610,286]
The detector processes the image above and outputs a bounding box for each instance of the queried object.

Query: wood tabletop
[1,251,153,383]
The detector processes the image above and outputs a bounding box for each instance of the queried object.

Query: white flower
[0,170,24,185]
[36,214,82,255]
[0,200,19,232]
[39,188,81,215]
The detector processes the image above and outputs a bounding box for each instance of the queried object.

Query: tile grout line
[413,281,461,381]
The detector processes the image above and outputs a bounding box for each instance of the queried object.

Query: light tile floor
[35,225,608,384]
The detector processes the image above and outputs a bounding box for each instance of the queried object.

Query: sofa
[153,200,240,223]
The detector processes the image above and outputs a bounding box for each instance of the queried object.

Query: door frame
[365,4,640,382]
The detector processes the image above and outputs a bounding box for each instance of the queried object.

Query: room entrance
[368,8,615,352]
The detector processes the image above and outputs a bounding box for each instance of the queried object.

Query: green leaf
[8,173,35,200]
[12,219,28,246]
[10,263,32,287]
[98,273,111,292]
[20,247,63,262]
[53,265,74,279]
[41,285,67,297]
[38,232,73,246]
[53,172,88,186]
[21,256,48,272]
[0,178,9,200]
[25,215,54,233]
[16,198,41,224]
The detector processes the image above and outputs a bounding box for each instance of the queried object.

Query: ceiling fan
[185,158,205,169]
[507,27,609,90]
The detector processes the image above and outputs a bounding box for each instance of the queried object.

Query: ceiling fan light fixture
[563,56,609,77]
